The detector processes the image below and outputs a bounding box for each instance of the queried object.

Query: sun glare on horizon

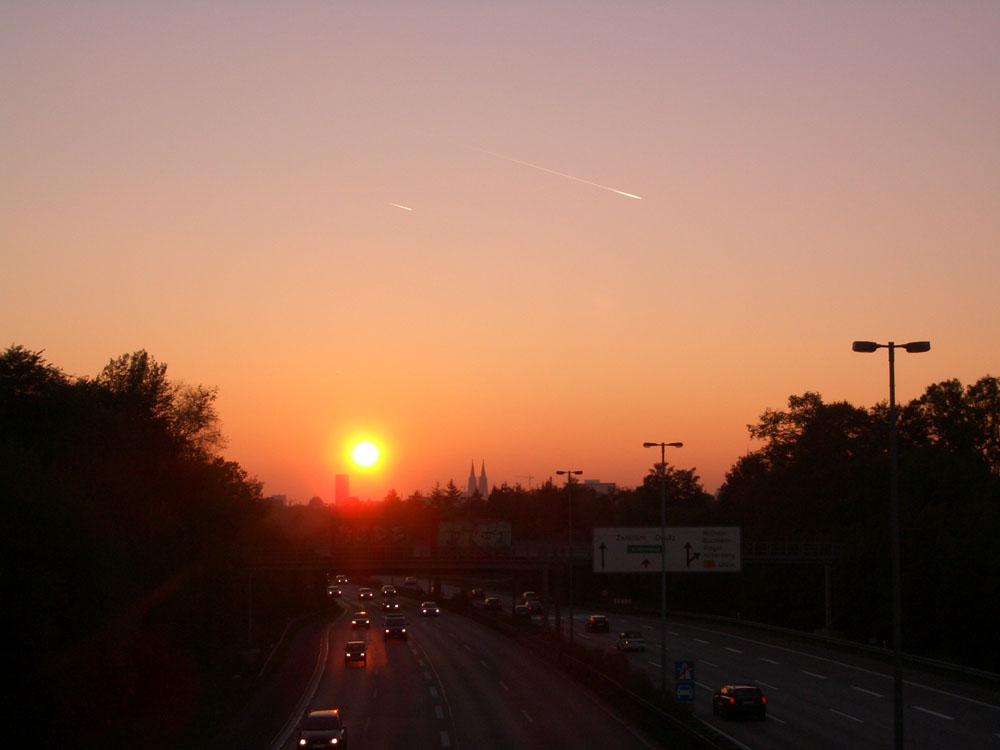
[351,441,380,468]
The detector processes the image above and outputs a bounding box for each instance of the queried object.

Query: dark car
[358,588,374,600]
[420,601,440,616]
[296,709,348,748]
[384,614,407,641]
[381,599,401,612]
[483,596,502,610]
[584,615,609,632]
[513,604,531,619]
[469,588,486,599]
[525,599,544,615]
[713,685,767,720]
[344,641,367,665]
[350,611,370,629]
[326,585,342,598]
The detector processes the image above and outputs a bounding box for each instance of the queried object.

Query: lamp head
[903,341,930,353]
[852,341,880,353]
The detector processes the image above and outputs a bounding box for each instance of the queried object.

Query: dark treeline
[4,346,271,748]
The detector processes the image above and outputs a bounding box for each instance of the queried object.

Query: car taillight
[761,696,767,703]
[729,697,735,704]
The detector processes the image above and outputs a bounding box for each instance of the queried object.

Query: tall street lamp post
[642,441,683,696]
[556,469,582,647]
[852,339,930,750]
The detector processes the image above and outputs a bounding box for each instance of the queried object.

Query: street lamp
[852,339,929,750]
[556,469,582,647]
[642,441,683,696]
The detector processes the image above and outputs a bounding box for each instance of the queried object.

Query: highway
[270,583,662,750]
[543,604,1000,749]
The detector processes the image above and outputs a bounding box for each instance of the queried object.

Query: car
[381,599,400,612]
[513,604,532,619]
[358,588,374,600]
[335,575,348,584]
[521,590,539,603]
[381,584,397,598]
[469,588,486,599]
[525,599,544,615]
[343,640,367,665]
[483,596,502,610]
[404,576,418,586]
[420,601,440,616]
[713,685,766,720]
[616,631,645,651]
[326,585,342,597]
[384,614,407,641]
[584,615,609,632]
[350,611,370,629]
[296,708,348,749]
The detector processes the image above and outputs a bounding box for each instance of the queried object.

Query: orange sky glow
[3,2,998,503]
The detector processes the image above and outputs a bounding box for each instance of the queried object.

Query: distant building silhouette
[466,460,488,498]
[583,479,616,495]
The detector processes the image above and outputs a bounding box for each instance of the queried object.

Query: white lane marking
[647,660,661,668]
[913,706,954,721]
[429,687,439,698]
[702,660,718,668]
[801,670,827,680]
[424,671,433,681]
[463,644,474,652]
[480,659,489,669]
[642,624,655,630]
[760,657,780,665]
[831,708,863,723]
[696,681,714,691]
[435,705,444,719]
[372,687,378,699]
[852,686,884,698]
[724,647,743,654]
[364,716,371,733]
[694,638,710,644]
[522,710,534,723]
[418,660,426,666]
[767,714,787,725]
[499,680,510,692]
[440,730,451,747]
[668,631,680,636]
[755,680,777,690]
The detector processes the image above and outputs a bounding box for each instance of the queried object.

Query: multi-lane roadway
[269,583,662,750]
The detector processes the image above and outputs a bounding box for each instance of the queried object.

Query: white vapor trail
[389,203,413,211]
[474,148,642,200]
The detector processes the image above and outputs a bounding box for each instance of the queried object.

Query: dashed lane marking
[831,708,863,723]
[851,686,883,698]
[801,670,827,680]
[913,706,954,721]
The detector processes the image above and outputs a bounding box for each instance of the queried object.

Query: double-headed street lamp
[556,469,582,647]
[642,441,683,696]
[852,339,930,750]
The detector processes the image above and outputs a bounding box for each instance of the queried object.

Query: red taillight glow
[762,696,767,703]
[729,697,735,704]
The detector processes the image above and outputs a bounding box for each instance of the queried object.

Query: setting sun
[351,441,379,468]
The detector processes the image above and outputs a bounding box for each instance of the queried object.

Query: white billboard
[593,526,741,573]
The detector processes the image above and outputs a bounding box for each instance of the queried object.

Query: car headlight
[298,739,307,746]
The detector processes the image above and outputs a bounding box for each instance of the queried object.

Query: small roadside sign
[675,660,695,703]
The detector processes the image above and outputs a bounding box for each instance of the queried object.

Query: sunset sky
[4,2,998,503]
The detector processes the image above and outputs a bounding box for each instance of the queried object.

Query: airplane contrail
[474,148,642,200]
[389,203,413,211]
